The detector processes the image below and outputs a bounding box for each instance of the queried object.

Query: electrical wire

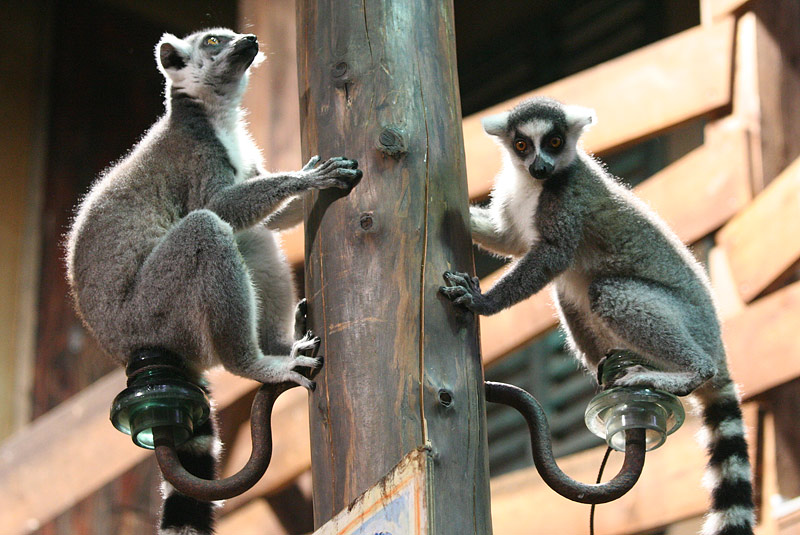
[590,446,614,535]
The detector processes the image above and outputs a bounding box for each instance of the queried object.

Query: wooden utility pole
[296,1,493,532]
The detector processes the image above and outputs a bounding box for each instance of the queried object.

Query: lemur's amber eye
[549,136,563,149]
[206,36,220,45]
[514,139,527,152]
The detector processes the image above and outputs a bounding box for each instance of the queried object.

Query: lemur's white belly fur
[494,170,542,249]
[555,270,628,351]
[555,270,590,311]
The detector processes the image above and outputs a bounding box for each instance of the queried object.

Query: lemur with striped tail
[440,97,754,535]
[66,28,362,535]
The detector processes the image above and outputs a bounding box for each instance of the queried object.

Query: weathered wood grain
[296,0,491,531]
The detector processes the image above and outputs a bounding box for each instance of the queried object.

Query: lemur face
[156,28,264,100]
[482,97,596,180]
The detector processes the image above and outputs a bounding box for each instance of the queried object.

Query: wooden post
[295,1,493,532]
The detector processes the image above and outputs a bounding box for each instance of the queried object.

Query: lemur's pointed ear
[564,105,597,133]
[156,33,189,72]
[482,112,510,136]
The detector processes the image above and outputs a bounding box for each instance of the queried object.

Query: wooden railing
[3,1,800,533]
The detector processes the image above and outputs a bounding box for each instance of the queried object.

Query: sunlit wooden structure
[2,0,800,533]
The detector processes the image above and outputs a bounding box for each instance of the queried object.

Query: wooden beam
[0,0,50,440]
[716,156,800,302]
[724,280,800,397]
[762,381,800,499]
[463,17,735,200]
[749,0,800,191]
[778,507,800,535]
[480,127,752,364]
[708,246,746,321]
[0,368,257,535]
[634,125,751,244]
[491,404,758,535]
[731,5,800,194]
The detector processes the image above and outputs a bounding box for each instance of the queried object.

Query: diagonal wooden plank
[217,499,288,535]
[716,156,800,302]
[724,280,800,397]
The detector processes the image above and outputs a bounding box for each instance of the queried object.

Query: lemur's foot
[303,155,362,191]
[283,331,323,390]
[439,271,494,315]
[611,365,705,397]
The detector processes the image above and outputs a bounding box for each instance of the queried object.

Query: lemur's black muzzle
[529,156,553,180]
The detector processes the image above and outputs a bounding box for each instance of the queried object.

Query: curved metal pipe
[153,381,294,502]
[485,381,646,504]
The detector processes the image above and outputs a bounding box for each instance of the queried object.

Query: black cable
[590,446,614,535]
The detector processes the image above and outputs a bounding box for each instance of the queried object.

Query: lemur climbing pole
[296,0,493,532]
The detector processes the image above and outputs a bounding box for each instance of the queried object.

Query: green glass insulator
[584,350,685,452]
[109,349,210,449]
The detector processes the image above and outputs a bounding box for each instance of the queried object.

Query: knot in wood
[437,389,454,408]
[377,126,407,159]
[359,212,374,231]
[331,61,348,78]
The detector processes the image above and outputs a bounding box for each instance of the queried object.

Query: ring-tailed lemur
[66,28,362,535]
[440,97,754,535]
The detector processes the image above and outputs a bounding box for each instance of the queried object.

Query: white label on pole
[313,447,429,535]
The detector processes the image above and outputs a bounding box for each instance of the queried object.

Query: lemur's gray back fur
[66,28,361,535]
[442,97,754,535]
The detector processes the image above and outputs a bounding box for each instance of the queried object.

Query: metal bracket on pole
[153,381,294,502]
[110,348,296,502]
[485,381,646,504]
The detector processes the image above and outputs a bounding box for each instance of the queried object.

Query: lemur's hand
[440,271,494,315]
[302,155,362,191]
